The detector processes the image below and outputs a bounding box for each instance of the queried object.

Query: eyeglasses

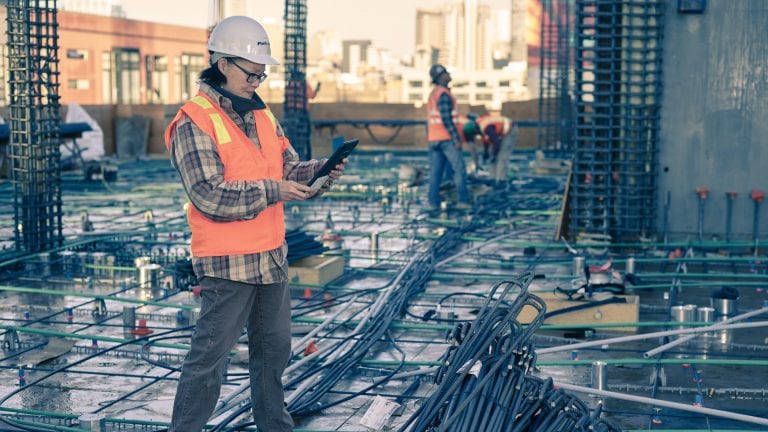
[226,59,268,83]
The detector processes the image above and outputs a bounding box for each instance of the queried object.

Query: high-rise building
[308,30,342,67]
[509,0,528,62]
[525,0,542,68]
[342,40,371,75]
[415,8,445,65]
[418,0,495,72]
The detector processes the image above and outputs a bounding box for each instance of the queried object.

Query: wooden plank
[518,292,640,332]
[288,255,345,286]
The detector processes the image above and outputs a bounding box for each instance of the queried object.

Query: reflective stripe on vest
[164,92,287,257]
[478,115,511,137]
[426,86,457,142]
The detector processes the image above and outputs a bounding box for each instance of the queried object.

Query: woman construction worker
[164,16,345,432]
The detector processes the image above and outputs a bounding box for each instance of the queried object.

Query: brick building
[11,10,208,106]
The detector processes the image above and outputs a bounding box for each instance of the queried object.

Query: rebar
[7,0,63,252]
[569,0,664,241]
[538,0,575,155]
[283,0,312,159]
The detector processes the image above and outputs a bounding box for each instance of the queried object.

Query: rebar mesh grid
[569,0,664,241]
[283,0,312,160]
[538,0,575,155]
[7,0,63,252]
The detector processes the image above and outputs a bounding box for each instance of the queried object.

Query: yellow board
[288,255,345,286]
[518,292,640,332]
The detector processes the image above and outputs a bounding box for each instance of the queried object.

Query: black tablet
[308,139,358,190]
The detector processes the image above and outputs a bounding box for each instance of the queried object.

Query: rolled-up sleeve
[169,114,280,222]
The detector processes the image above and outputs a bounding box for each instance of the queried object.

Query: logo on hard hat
[257,41,270,46]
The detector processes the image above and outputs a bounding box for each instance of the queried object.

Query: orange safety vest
[164,92,287,257]
[426,86,457,142]
[478,114,512,139]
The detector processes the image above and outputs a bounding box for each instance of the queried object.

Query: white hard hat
[207,16,279,65]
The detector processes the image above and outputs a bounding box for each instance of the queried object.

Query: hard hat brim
[242,54,280,66]
[208,46,280,66]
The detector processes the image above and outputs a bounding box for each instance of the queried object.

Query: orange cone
[131,319,154,336]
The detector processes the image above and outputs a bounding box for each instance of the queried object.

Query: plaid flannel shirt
[168,82,324,284]
[438,89,461,143]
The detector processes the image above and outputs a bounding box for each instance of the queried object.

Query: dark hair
[199,56,227,86]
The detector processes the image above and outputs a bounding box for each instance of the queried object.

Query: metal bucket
[138,264,162,290]
[670,304,696,335]
[696,306,715,323]
[711,297,738,317]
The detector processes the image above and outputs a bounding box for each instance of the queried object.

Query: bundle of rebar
[401,275,622,432]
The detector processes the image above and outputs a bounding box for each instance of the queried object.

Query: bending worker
[426,63,471,210]
[164,16,345,432]
[463,112,518,186]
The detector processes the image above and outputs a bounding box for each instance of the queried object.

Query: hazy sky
[120,0,511,56]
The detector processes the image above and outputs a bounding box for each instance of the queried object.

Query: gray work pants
[171,277,294,432]
[493,126,518,183]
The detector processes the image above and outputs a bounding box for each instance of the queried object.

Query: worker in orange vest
[463,112,518,186]
[425,64,471,210]
[455,114,485,174]
[164,16,345,432]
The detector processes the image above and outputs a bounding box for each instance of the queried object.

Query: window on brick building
[145,55,168,104]
[179,53,204,102]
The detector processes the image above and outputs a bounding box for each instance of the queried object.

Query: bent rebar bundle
[402,274,622,432]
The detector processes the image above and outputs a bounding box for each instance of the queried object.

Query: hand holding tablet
[308,139,358,191]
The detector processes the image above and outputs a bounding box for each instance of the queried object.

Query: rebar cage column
[538,0,575,155]
[569,0,664,241]
[283,0,311,160]
[7,0,63,252]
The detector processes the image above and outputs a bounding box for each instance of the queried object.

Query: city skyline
[118,0,513,58]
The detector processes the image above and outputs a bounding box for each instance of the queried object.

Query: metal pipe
[725,192,737,242]
[696,186,710,243]
[370,231,379,260]
[122,306,136,330]
[284,262,412,406]
[643,306,768,358]
[536,320,768,355]
[751,189,764,251]
[435,228,538,268]
[554,381,768,427]
[573,255,585,276]
[290,296,358,359]
[625,256,635,275]
[0,285,195,310]
[590,361,607,391]
[663,191,671,244]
